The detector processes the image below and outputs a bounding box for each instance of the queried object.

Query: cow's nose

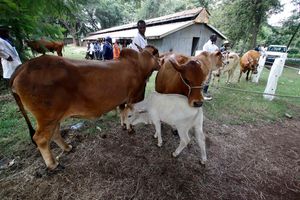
[253,70,258,74]
[193,101,203,107]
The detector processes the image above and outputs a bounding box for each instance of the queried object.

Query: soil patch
[0,117,299,200]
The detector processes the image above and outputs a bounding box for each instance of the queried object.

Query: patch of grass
[204,67,300,124]
[0,101,31,156]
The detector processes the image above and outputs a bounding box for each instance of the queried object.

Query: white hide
[263,54,286,101]
[128,92,207,164]
[252,55,266,83]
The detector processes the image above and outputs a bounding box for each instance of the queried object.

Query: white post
[263,54,287,101]
[252,55,266,83]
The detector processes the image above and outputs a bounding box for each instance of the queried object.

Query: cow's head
[141,45,161,72]
[195,51,223,72]
[169,57,205,107]
[211,51,224,70]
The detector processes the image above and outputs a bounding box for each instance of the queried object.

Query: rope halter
[178,60,204,97]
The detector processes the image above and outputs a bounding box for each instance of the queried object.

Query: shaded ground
[0,114,299,200]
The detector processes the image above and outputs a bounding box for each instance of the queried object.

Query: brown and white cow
[26,39,64,56]
[155,51,223,107]
[238,50,260,82]
[10,45,160,170]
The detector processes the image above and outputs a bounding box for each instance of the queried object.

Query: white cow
[127,91,207,164]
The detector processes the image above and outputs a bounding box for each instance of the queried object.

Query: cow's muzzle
[193,101,203,107]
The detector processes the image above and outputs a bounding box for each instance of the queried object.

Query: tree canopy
[1,0,299,57]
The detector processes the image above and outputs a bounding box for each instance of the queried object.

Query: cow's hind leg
[172,127,190,157]
[52,123,72,161]
[33,123,59,170]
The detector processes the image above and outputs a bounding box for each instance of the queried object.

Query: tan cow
[212,52,240,85]
[10,45,160,170]
[238,50,260,82]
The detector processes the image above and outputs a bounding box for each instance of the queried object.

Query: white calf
[127,92,207,164]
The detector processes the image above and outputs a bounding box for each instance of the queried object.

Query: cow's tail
[9,66,37,146]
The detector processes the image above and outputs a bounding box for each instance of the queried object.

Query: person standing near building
[220,40,230,53]
[113,39,120,59]
[103,36,113,60]
[131,20,147,51]
[0,26,21,86]
[202,34,219,101]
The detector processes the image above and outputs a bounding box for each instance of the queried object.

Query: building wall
[149,23,223,56]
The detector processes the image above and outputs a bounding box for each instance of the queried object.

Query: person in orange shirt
[113,39,120,59]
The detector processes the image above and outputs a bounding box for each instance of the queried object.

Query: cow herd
[10,44,261,171]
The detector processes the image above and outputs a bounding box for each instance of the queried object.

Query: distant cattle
[127,92,207,164]
[26,39,64,56]
[212,52,240,85]
[238,50,260,82]
[10,45,160,170]
[155,51,223,107]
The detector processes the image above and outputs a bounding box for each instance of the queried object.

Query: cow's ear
[134,43,143,52]
[160,57,165,66]
[169,57,184,72]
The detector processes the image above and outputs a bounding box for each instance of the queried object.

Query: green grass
[203,67,300,124]
[1,46,300,156]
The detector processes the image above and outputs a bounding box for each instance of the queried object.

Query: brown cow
[238,50,260,82]
[155,51,223,107]
[26,39,64,56]
[10,45,160,170]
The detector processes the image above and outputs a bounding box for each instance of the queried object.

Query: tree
[210,0,281,52]
[0,0,65,58]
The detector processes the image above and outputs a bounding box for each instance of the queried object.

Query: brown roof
[89,7,206,36]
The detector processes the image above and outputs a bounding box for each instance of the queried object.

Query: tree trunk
[287,23,300,49]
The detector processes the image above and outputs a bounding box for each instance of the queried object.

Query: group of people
[85,37,121,61]
[85,20,147,61]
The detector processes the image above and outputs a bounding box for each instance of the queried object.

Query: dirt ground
[0,115,299,200]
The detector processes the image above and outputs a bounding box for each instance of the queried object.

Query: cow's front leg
[153,120,162,147]
[194,125,207,165]
[172,127,190,157]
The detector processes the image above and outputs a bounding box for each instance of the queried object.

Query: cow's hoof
[46,163,65,176]
[65,144,73,152]
[157,142,162,147]
[200,159,207,166]
[122,124,127,131]
[128,128,135,134]
[171,129,178,136]
[172,152,178,157]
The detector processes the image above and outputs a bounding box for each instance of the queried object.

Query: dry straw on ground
[0,115,299,200]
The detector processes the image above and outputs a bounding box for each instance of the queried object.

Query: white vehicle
[265,45,288,65]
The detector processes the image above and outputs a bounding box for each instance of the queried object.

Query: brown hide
[155,51,223,107]
[10,46,160,170]
[26,39,64,56]
[238,50,260,82]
